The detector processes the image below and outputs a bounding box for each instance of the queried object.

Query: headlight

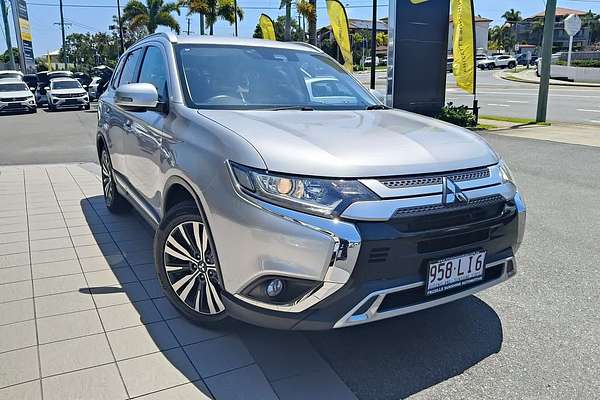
[229,162,378,218]
[499,159,516,185]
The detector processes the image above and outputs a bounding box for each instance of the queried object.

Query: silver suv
[97,33,526,330]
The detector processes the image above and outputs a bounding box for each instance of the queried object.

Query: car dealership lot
[1,110,598,399]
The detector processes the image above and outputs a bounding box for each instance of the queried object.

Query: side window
[118,49,143,87]
[138,46,168,101]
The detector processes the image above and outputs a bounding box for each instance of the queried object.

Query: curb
[500,72,600,88]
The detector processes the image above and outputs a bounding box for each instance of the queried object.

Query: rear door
[123,44,172,214]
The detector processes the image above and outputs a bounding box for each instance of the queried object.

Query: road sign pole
[536,0,557,123]
[1,0,15,70]
[370,0,377,90]
[567,36,573,66]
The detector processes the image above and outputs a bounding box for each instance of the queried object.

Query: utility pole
[59,0,66,64]
[186,18,191,35]
[233,0,238,36]
[0,0,15,70]
[370,0,377,90]
[116,0,124,54]
[308,0,316,45]
[536,0,557,123]
[199,14,204,35]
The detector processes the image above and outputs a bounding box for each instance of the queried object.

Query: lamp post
[370,0,377,90]
[116,0,125,54]
[233,0,238,36]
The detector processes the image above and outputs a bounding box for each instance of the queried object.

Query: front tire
[154,201,227,324]
[100,148,130,213]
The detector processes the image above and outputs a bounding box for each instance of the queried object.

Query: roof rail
[131,32,178,48]
[291,42,323,53]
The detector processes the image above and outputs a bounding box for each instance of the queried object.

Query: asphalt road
[356,69,600,124]
[1,109,598,399]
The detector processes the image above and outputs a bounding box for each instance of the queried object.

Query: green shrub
[437,102,477,127]
[555,60,600,68]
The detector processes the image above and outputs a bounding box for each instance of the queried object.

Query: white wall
[551,65,600,83]
[448,22,490,53]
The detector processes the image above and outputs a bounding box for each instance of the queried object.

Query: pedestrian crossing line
[577,109,600,113]
[507,100,529,104]
[487,103,510,107]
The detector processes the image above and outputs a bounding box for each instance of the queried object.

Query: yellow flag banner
[326,0,353,73]
[451,0,476,94]
[259,14,276,41]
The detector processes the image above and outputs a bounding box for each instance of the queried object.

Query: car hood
[198,109,498,178]
[50,88,86,95]
[0,90,32,99]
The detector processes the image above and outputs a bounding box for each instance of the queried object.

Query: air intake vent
[368,247,390,263]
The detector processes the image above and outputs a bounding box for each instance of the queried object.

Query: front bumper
[50,96,89,108]
[0,99,36,112]
[221,184,526,330]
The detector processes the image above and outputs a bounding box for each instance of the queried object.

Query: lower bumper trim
[333,256,515,328]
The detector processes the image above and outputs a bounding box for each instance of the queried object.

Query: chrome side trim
[333,257,515,329]
[226,161,361,313]
[514,191,526,253]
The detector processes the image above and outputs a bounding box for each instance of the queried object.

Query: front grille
[392,195,508,232]
[55,93,85,99]
[380,167,490,189]
[2,97,28,102]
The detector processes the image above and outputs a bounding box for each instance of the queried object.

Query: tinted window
[138,46,168,101]
[51,81,82,90]
[118,49,142,87]
[0,83,29,92]
[176,45,377,110]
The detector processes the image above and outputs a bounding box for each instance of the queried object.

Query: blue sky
[1,0,600,56]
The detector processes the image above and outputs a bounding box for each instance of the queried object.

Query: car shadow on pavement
[78,195,502,399]
[306,296,503,399]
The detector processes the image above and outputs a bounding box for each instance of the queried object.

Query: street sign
[564,14,582,37]
[10,0,35,72]
[564,14,582,66]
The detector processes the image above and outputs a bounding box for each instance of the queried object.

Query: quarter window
[138,46,168,101]
[118,49,143,87]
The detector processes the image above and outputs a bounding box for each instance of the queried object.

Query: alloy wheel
[163,221,225,315]
[101,151,114,206]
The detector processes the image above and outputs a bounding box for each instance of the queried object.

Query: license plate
[426,250,486,296]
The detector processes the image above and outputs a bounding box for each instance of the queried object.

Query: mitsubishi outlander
[96,33,526,330]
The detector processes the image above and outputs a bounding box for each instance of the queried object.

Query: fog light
[266,279,284,297]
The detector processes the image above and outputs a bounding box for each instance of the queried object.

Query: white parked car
[47,78,90,111]
[478,55,517,70]
[305,77,358,105]
[0,79,36,113]
[364,56,380,67]
[88,76,102,100]
[0,70,24,81]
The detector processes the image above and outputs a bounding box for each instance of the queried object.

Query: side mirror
[115,83,158,110]
[30,87,35,91]
[44,86,50,90]
[83,85,88,89]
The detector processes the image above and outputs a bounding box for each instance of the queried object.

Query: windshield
[176,44,377,110]
[0,83,29,92]
[51,81,82,90]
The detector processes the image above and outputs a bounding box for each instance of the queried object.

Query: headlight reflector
[499,159,516,185]
[230,162,377,218]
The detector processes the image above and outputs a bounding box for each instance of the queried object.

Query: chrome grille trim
[392,194,505,218]
[380,168,490,189]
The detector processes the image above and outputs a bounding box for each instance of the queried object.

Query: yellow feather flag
[259,14,277,41]
[451,0,476,94]
[47,52,52,72]
[326,0,353,73]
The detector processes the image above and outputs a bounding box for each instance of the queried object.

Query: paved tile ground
[0,164,356,400]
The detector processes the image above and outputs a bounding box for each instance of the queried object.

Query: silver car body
[98,33,525,329]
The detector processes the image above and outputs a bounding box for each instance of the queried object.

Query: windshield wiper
[365,104,389,110]
[269,106,315,111]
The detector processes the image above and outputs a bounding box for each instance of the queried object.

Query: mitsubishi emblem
[442,177,469,206]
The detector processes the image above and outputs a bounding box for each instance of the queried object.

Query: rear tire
[154,201,228,325]
[100,147,130,213]
[487,64,495,70]
[508,62,516,69]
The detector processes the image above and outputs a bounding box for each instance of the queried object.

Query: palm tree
[280,0,292,41]
[308,0,317,45]
[502,9,522,24]
[123,0,181,35]
[297,0,315,42]
[201,0,243,35]
[582,11,600,44]
[178,0,209,34]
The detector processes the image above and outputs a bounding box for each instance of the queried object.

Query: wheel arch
[162,175,205,219]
